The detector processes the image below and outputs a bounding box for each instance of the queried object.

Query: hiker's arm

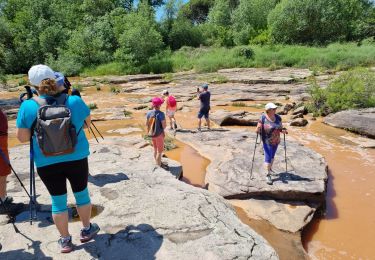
[255,121,262,134]
[146,117,150,133]
[16,128,31,143]
[162,119,167,130]
[84,115,91,129]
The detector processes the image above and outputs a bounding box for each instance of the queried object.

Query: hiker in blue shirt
[197,83,211,131]
[16,65,99,253]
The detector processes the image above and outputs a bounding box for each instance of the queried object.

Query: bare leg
[198,118,202,129]
[76,204,91,228]
[169,117,173,129]
[156,152,162,166]
[52,212,70,237]
[0,176,7,198]
[205,118,210,129]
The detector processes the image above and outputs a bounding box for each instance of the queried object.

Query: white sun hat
[265,102,278,111]
[28,64,55,86]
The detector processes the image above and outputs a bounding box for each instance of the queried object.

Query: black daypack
[32,94,79,156]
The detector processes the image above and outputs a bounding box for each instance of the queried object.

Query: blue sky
[155,0,189,21]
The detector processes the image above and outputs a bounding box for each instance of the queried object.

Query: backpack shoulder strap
[54,93,68,105]
[32,96,48,107]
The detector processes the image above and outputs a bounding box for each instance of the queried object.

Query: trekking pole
[249,132,259,179]
[283,131,288,173]
[0,198,19,233]
[85,122,99,143]
[29,139,38,224]
[91,122,104,140]
[0,147,34,201]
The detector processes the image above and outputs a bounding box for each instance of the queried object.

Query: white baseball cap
[28,64,55,86]
[265,102,278,111]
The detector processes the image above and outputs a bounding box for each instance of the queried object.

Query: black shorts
[37,158,89,196]
[198,108,210,119]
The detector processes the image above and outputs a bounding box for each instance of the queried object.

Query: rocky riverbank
[0,137,277,259]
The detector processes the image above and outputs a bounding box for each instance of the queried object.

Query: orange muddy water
[2,82,375,259]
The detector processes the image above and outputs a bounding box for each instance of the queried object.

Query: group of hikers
[0,64,287,253]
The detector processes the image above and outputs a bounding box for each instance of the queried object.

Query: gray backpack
[32,94,79,156]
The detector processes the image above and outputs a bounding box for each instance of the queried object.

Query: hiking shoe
[58,236,73,253]
[174,122,178,129]
[266,174,273,185]
[80,223,100,243]
[197,128,201,132]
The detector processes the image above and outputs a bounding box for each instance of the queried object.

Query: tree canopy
[0,0,373,75]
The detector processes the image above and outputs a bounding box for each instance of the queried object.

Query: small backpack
[32,94,79,156]
[168,96,177,107]
[147,111,161,137]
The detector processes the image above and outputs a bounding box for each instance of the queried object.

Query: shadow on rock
[89,172,129,187]
[0,232,52,259]
[79,224,163,259]
[271,171,313,184]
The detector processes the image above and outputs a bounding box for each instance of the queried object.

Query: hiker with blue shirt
[16,64,99,253]
[256,103,288,185]
[146,97,167,168]
[197,83,211,131]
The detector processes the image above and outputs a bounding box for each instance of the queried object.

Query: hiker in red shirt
[162,90,178,130]
[0,109,12,205]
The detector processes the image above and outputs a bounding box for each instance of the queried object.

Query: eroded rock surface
[230,199,317,233]
[210,110,260,126]
[324,108,375,138]
[0,137,277,260]
[175,130,328,202]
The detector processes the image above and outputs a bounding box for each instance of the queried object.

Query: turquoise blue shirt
[16,95,90,168]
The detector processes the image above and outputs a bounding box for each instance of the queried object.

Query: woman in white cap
[16,64,99,253]
[256,102,287,185]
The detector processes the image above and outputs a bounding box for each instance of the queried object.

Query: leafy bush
[325,68,375,112]
[110,85,120,94]
[72,85,83,92]
[233,46,254,59]
[268,0,369,45]
[307,69,375,115]
[18,78,27,86]
[232,102,246,107]
[88,103,98,110]
[123,109,132,117]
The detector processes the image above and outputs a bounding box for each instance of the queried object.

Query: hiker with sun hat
[256,102,288,185]
[146,97,167,167]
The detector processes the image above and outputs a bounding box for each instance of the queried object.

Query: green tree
[231,0,278,45]
[114,2,164,65]
[169,18,203,49]
[268,0,371,44]
[179,0,214,24]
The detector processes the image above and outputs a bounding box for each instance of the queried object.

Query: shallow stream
[3,84,375,259]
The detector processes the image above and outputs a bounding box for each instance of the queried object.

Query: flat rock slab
[217,68,312,84]
[324,108,375,138]
[1,137,277,259]
[210,110,260,126]
[175,129,328,202]
[230,199,316,233]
